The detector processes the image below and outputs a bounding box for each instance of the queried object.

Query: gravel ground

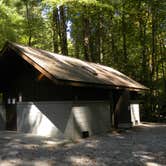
[0,123,166,166]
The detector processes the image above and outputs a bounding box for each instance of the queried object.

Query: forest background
[0,0,165,122]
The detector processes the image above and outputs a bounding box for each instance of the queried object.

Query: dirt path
[0,123,166,166]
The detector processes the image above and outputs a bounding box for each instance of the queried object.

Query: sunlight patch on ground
[0,159,22,166]
[43,140,58,145]
[85,142,97,148]
[146,162,161,166]
[69,156,92,165]
[142,123,166,128]
[140,155,155,160]
[0,159,54,166]
[34,160,53,166]
[114,135,125,139]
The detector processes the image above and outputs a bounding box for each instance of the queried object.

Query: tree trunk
[93,7,103,63]
[150,1,157,112]
[122,0,128,68]
[74,39,80,59]
[98,8,104,63]
[160,41,166,94]
[25,1,32,46]
[161,60,166,93]
[82,6,91,61]
[151,7,156,83]
[59,5,68,56]
[110,13,116,65]
[138,0,148,83]
[52,7,59,53]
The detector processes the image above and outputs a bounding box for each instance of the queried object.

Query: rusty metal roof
[1,42,148,91]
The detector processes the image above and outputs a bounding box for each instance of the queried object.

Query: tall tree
[52,7,60,53]
[59,5,68,55]
[121,0,128,68]
[23,0,32,46]
[82,5,91,61]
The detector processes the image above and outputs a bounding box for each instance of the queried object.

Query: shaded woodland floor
[0,123,166,166]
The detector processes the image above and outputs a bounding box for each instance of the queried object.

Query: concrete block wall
[72,101,110,139]
[17,101,110,140]
[17,101,72,138]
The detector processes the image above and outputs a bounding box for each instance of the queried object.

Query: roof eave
[50,77,149,91]
[2,42,149,92]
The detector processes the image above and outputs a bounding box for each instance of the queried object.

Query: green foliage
[0,0,23,49]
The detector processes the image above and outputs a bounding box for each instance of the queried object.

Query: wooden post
[117,89,132,128]
[111,89,132,129]
[109,91,114,128]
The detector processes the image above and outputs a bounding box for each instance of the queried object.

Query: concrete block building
[0,42,148,139]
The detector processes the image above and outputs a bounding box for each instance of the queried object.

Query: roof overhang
[0,41,149,92]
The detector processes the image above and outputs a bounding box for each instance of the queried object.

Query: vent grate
[82,131,89,138]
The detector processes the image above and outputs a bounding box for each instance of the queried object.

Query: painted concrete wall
[17,101,110,139]
[130,104,140,126]
[0,105,6,130]
[71,101,110,139]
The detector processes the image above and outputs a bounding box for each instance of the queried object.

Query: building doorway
[5,98,17,131]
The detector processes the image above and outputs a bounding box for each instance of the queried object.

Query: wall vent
[82,131,89,138]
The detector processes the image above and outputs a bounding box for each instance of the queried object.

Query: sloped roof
[1,42,148,91]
